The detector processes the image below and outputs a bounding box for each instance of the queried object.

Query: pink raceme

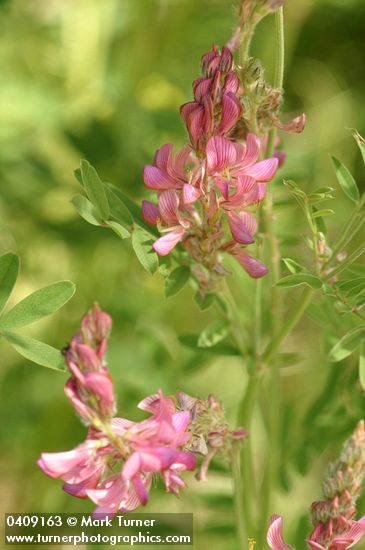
[142,45,279,291]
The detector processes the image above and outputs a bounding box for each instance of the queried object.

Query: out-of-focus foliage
[0,1,365,549]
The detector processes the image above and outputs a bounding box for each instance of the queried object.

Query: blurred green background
[1,0,365,548]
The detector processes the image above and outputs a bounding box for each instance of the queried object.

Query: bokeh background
[1,0,365,548]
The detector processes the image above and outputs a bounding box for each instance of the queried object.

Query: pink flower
[38,437,108,498]
[39,316,196,518]
[267,515,365,550]
[63,305,116,423]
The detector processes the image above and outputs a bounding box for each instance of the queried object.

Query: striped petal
[222,175,256,209]
[158,190,180,225]
[142,200,159,225]
[183,183,201,204]
[143,165,177,190]
[218,92,242,134]
[206,136,236,173]
[232,250,269,279]
[244,157,278,182]
[154,144,172,170]
[227,211,257,244]
[153,227,185,256]
[267,515,294,550]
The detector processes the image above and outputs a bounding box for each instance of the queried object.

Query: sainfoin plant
[3,0,365,547]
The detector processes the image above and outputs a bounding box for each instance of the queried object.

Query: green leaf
[331,156,360,203]
[359,340,365,391]
[131,226,158,274]
[106,184,159,236]
[276,273,323,289]
[179,334,240,356]
[194,292,215,310]
[80,160,110,219]
[74,168,83,185]
[165,266,190,297]
[104,186,133,227]
[2,331,65,371]
[328,326,365,362]
[198,320,230,348]
[281,258,306,274]
[71,194,102,226]
[311,209,334,219]
[105,220,131,239]
[0,281,75,329]
[353,130,365,165]
[0,252,19,314]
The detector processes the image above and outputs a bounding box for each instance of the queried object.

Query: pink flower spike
[267,515,294,550]
[206,136,236,173]
[218,93,242,134]
[227,211,257,244]
[183,184,201,204]
[142,200,159,225]
[232,250,269,279]
[152,227,185,256]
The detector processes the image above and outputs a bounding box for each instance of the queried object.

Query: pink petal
[232,250,269,278]
[218,92,242,134]
[154,144,172,170]
[227,211,257,244]
[183,183,201,204]
[74,343,99,370]
[84,372,115,410]
[180,101,199,125]
[267,515,294,550]
[122,453,142,480]
[244,157,279,182]
[224,73,239,94]
[38,447,91,478]
[202,94,214,134]
[87,475,128,516]
[132,477,149,506]
[138,393,160,413]
[193,77,212,102]
[206,136,236,173]
[143,165,177,190]
[306,542,326,550]
[187,106,205,147]
[63,466,102,498]
[158,190,180,225]
[168,145,191,181]
[344,517,365,548]
[172,411,191,433]
[153,227,185,256]
[111,417,135,435]
[222,175,256,208]
[142,200,159,225]
[220,46,233,73]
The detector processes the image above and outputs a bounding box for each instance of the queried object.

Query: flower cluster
[38,306,245,516]
[142,45,280,293]
[266,421,365,550]
[38,306,196,516]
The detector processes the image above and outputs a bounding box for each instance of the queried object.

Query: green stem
[232,451,247,548]
[323,194,365,268]
[324,240,365,281]
[262,286,315,364]
[258,10,285,543]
